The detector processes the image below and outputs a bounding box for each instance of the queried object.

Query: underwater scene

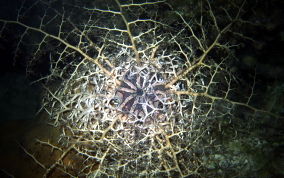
[0,0,284,177]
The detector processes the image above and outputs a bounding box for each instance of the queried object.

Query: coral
[0,0,284,177]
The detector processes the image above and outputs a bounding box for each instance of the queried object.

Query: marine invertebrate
[0,0,284,177]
